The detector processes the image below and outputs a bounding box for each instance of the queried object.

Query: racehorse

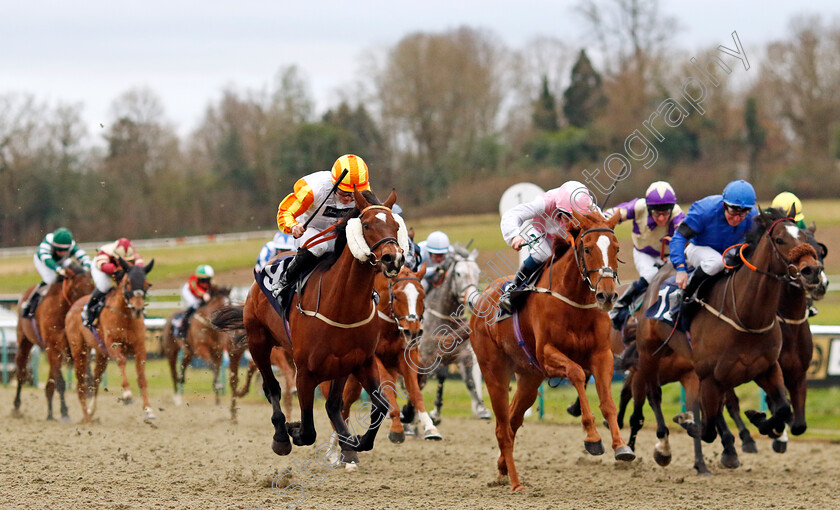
[161,285,234,406]
[65,260,156,423]
[13,262,94,421]
[470,209,633,492]
[337,264,443,444]
[213,189,407,458]
[403,244,488,426]
[633,209,821,470]
[720,222,828,454]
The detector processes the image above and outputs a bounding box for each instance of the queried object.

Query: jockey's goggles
[647,204,674,214]
[724,203,752,216]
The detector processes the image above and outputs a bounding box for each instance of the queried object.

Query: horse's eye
[584,247,590,254]
[363,223,370,230]
[774,237,785,245]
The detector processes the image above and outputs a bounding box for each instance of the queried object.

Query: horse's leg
[542,344,603,455]
[645,372,672,467]
[788,374,808,436]
[167,340,181,405]
[73,345,91,423]
[44,345,62,421]
[567,397,583,417]
[429,370,445,425]
[211,348,223,406]
[715,412,740,469]
[135,347,155,419]
[228,348,241,422]
[746,362,792,438]
[111,346,133,404]
[323,375,358,464]
[461,349,488,419]
[279,352,296,420]
[590,347,634,460]
[677,374,711,475]
[376,362,405,443]
[401,349,441,440]
[723,389,757,453]
[698,376,724,444]
[615,371,634,429]
[508,372,542,437]
[288,369,318,447]
[249,324,289,456]
[349,358,387,452]
[627,364,646,453]
[13,338,33,416]
[476,345,520,491]
[89,351,108,419]
[179,347,193,397]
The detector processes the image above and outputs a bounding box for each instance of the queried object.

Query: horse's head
[208,285,232,308]
[117,258,154,320]
[752,209,820,289]
[384,264,426,340]
[347,189,407,277]
[61,262,95,300]
[448,245,481,310]
[804,222,829,300]
[566,209,621,310]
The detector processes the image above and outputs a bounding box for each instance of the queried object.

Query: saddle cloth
[644,276,685,332]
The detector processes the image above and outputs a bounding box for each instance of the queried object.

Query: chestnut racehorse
[337,264,443,445]
[213,190,407,457]
[65,260,156,423]
[13,262,94,421]
[162,285,234,406]
[470,209,634,492]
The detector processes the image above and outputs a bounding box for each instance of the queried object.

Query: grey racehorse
[402,244,491,426]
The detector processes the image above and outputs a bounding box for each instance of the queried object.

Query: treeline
[2,3,840,247]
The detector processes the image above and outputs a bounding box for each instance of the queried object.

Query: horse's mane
[319,190,382,271]
[66,261,86,275]
[742,207,786,258]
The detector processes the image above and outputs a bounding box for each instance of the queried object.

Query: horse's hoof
[720,452,740,469]
[272,439,292,456]
[566,402,582,417]
[429,409,442,426]
[172,394,183,406]
[772,440,788,454]
[695,465,712,476]
[46,416,56,422]
[11,408,23,419]
[511,483,527,492]
[143,407,156,420]
[60,415,72,423]
[741,440,758,454]
[121,397,133,406]
[403,423,416,436]
[653,449,671,467]
[744,409,764,426]
[584,440,605,456]
[614,445,635,462]
[791,423,806,436]
[344,462,359,472]
[388,431,405,444]
[474,406,492,420]
[423,427,443,441]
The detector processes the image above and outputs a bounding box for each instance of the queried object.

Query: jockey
[417,230,451,291]
[21,227,91,318]
[255,231,296,272]
[771,191,806,229]
[273,154,371,296]
[670,180,758,307]
[604,181,685,330]
[498,181,598,313]
[175,265,215,337]
[82,238,144,327]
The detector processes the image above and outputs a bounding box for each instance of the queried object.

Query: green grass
[14,356,839,437]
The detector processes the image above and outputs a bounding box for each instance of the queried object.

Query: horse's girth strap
[524,286,598,309]
[695,300,776,334]
[777,311,808,325]
[298,300,377,329]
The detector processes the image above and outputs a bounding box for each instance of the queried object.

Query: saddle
[254,254,317,321]
[496,265,547,321]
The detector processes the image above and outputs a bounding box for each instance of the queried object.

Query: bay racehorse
[13,262,94,421]
[470,209,634,492]
[337,263,443,445]
[213,189,407,458]
[162,285,234,406]
[65,259,156,423]
[403,245,488,425]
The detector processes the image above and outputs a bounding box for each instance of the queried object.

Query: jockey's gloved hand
[56,267,68,278]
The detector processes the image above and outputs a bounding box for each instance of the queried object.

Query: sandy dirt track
[1,386,837,510]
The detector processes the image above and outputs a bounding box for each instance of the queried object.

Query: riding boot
[82,289,107,328]
[498,257,541,314]
[273,248,318,298]
[610,278,648,330]
[177,305,200,338]
[680,268,711,329]
[21,282,48,318]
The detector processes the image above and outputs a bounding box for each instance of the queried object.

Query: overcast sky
[2,1,837,140]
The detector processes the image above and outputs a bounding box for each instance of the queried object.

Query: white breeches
[91,266,114,292]
[295,228,335,257]
[33,254,70,284]
[181,284,202,309]
[633,249,662,283]
[685,244,725,275]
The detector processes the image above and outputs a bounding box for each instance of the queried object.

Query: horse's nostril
[595,292,607,303]
[801,267,813,277]
[381,253,393,265]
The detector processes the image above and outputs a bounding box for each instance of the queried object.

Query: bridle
[722,217,811,284]
[571,227,619,292]
[121,272,147,315]
[382,276,424,336]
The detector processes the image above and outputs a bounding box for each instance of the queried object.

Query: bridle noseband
[386,276,423,334]
[360,205,401,265]
[571,227,619,292]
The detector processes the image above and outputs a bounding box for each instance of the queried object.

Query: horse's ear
[808,221,816,234]
[144,259,155,274]
[469,248,479,260]
[606,211,621,230]
[416,262,427,280]
[118,257,131,272]
[383,189,397,209]
[818,242,828,259]
[353,187,370,210]
[408,226,415,241]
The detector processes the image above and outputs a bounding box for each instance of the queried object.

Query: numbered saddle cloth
[644,276,686,332]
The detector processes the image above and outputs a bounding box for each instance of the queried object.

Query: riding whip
[301,168,349,231]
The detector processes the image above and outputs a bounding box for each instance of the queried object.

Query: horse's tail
[212,305,244,332]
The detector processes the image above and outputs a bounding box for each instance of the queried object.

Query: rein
[61,278,73,306]
[572,227,619,291]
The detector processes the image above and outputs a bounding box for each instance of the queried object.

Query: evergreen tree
[562,49,607,128]
[744,96,766,182]
[532,75,559,132]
